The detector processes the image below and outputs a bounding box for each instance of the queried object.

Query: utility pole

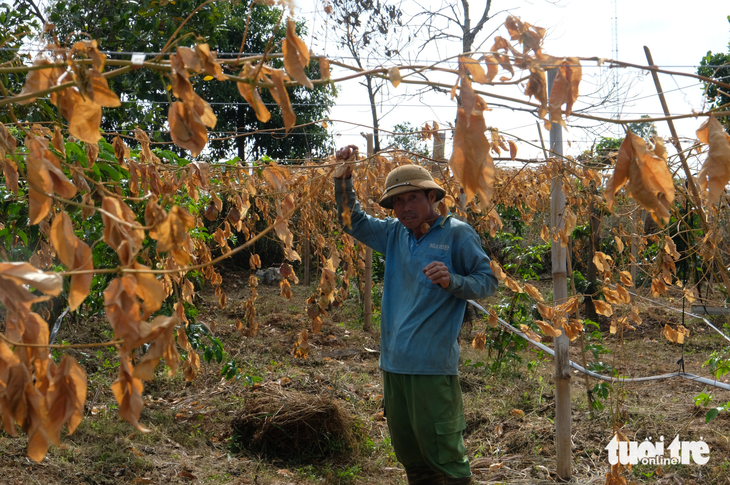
[548,68,572,481]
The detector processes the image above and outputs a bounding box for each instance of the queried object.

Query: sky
[293,0,730,165]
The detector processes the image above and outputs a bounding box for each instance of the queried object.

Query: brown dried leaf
[593,299,613,317]
[614,235,624,253]
[696,116,730,205]
[149,205,196,266]
[46,356,87,445]
[268,69,296,132]
[51,125,65,156]
[111,357,149,432]
[22,368,49,462]
[504,276,523,293]
[133,315,180,380]
[449,96,494,211]
[651,277,667,297]
[663,324,686,345]
[280,279,293,299]
[87,68,121,107]
[263,161,289,192]
[237,65,271,123]
[606,133,674,224]
[619,271,633,287]
[488,308,499,328]
[293,329,310,359]
[508,140,518,160]
[536,301,553,320]
[249,254,261,270]
[132,263,164,320]
[182,350,201,381]
[664,235,680,260]
[480,54,499,83]
[472,332,486,350]
[540,224,550,242]
[489,260,506,281]
[525,68,548,124]
[615,284,631,304]
[535,319,562,338]
[388,66,401,88]
[548,57,581,128]
[282,20,313,89]
[523,283,543,302]
[592,251,612,273]
[168,101,208,158]
[519,324,541,343]
[50,213,93,311]
[461,55,488,84]
[195,44,227,81]
[26,136,77,224]
[177,46,201,72]
[603,287,622,305]
[17,58,62,104]
[102,197,144,266]
[563,319,583,341]
[0,261,62,297]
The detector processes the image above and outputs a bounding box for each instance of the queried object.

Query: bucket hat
[378,164,446,209]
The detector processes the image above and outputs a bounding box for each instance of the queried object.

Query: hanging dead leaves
[696,115,730,206]
[604,132,675,225]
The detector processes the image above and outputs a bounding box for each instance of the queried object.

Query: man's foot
[405,466,445,485]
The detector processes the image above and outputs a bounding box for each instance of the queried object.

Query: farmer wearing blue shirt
[333,146,498,485]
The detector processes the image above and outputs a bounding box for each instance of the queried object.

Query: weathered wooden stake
[362,134,374,332]
[548,68,572,481]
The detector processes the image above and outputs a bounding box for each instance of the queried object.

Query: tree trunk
[365,75,381,153]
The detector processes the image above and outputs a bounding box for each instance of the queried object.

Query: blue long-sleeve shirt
[335,178,498,375]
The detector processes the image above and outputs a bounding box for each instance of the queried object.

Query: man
[333,146,498,485]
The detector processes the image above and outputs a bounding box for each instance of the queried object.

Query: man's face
[391,189,437,232]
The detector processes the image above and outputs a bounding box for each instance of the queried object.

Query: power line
[3,47,729,69]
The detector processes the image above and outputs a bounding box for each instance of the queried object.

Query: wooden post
[362,134,374,332]
[548,68,572,481]
[433,130,445,164]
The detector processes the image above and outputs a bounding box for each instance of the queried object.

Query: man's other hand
[334,145,359,179]
[423,261,450,289]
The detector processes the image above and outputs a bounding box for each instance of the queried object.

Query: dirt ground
[2,269,730,485]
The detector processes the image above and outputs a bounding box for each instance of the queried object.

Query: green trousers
[382,371,471,478]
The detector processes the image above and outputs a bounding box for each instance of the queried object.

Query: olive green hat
[378,164,446,209]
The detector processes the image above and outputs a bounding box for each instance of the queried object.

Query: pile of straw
[231,388,357,459]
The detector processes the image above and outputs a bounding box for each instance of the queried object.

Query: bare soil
[2,271,730,485]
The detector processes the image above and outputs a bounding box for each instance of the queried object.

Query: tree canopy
[43,0,336,161]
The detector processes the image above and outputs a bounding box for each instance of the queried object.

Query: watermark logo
[606,435,710,466]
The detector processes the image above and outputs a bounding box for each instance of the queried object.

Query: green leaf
[706,408,720,423]
[16,229,27,246]
[98,163,122,182]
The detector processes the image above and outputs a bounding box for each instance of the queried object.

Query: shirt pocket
[416,249,453,289]
[434,416,467,464]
